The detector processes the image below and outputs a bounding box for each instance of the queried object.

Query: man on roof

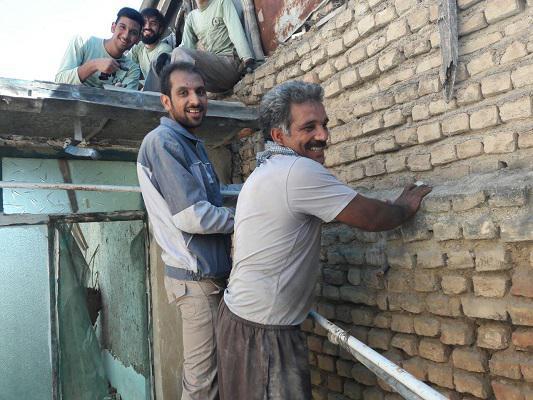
[55,7,142,90]
[129,8,172,84]
[144,0,255,93]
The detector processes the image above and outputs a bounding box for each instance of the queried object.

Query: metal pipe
[0,181,240,197]
[309,311,447,400]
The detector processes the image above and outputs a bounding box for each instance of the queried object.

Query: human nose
[315,125,329,141]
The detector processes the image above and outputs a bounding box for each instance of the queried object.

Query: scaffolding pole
[310,311,448,400]
[0,181,240,197]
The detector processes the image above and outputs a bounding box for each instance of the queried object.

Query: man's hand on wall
[392,183,432,218]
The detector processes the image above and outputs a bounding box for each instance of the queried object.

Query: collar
[160,117,202,142]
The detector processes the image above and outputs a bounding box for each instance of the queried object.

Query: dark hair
[141,8,165,26]
[115,7,144,30]
[160,62,206,96]
[259,81,324,137]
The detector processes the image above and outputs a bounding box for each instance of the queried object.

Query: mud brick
[427,361,454,389]
[387,18,409,42]
[431,144,458,166]
[347,268,361,285]
[442,275,469,295]
[310,368,324,385]
[489,349,523,380]
[509,299,533,326]
[351,363,377,386]
[374,138,398,153]
[452,191,485,211]
[475,246,511,272]
[414,316,440,337]
[423,196,451,212]
[375,7,396,26]
[401,217,432,242]
[386,154,407,173]
[484,0,523,24]
[395,83,418,104]
[327,374,344,392]
[391,314,414,334]
[402,357,427,380]
[374,313,391,329]
[441,319,475,345]
[417,122,442,143]
[323,268,347,285]
[460,32,502,56]
[362,387,385,400]
[499,96,532,122]
[501,41,528,64]
[473,275,509,298]
[344,380,363,399]
[477,323,511,350]
[501,216,533,242]
[336,359,354,378]
[426,293,462,317]
[412,104,430,122]
[378,49,403,72]
[457,83,482,106]
[308,335,324,353]
[323,285,340,300]
[488,187,527,208]
[340,69,361,89]
[385,247,414,271]
[387,270,411,293]
[351,307,377,327]
[343,247,365,265]
[442,113,470,136]
[328,246,346,264]
[491,380,524,400]
[368,328,392,351]
[452,348,488,373]
[512,269,533,298]
[391,333,418,356]
[404,39,431,59]
[319,62,337,82]
[357,14,376,37]
[383,109,405,129]
[457,138,483,159]
[372,94,395,111]
[429,98,456,115]
[481,72,512,97]
[414,271,440,292]
[454,370,491,399]
[399,293,425,314]
[340,286,377,306]
[407,153,431,171]
[513,328,533,351]
[407,7,429,31]
[466,51,495,76]
[317,354,336,372]
[311,387,326,399]
[512,63,533,88]
[459,12,488,36]
[462,215,497,240]
[470,106,499,130]
[484,132,516,154]
[419,338,450,362]
[417,248,446,269]
[376,292,388,311]
[461,296,508,320]
[336,305,352,324]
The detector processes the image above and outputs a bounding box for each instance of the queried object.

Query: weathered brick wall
[230,0,533,399]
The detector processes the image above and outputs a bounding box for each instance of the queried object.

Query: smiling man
[216,81,432,400]
[130,8,172,82]
[137,62,235,399]
[55,7,142,89]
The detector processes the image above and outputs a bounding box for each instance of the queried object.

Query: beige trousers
[165,278,224,400]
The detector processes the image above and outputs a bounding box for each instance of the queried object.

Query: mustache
[305,140,327,150]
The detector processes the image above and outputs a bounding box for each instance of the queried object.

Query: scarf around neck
[256,141,298,166]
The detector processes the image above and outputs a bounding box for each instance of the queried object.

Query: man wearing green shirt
[144,0,254,93]
[55,7,143,90]
[129,8,172,82]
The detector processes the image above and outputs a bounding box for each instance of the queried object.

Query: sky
[0,0,142,82]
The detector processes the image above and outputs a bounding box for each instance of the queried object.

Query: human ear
[160,94,172,112]
[270,127,285,145]
[111,22,116,34]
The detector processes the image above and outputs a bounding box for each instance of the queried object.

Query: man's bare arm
[335,184,432,231]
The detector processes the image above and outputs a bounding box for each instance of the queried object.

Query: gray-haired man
[216,81,431,399]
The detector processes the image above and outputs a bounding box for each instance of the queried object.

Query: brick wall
[230,0,533,399]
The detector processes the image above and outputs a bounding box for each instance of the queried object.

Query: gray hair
[258,80,324,137]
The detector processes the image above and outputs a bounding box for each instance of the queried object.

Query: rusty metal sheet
[254,0,326,55]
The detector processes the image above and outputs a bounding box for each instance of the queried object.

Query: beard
[141,30,161,45]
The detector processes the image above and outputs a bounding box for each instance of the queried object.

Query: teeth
[310,147,324,151]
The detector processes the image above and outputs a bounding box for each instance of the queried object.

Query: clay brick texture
[230,0,533,398]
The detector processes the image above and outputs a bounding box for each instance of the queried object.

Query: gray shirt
[137,117,234,280]
[224,155,357,325]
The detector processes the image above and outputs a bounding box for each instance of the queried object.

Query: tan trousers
[166,278,224,400]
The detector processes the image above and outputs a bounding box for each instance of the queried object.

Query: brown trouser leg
[216,300,312,400]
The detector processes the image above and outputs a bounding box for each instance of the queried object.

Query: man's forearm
[77,60,98,82]
[173,201,235,235]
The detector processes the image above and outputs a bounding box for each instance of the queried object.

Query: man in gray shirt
[217,81,431,400]
[137,62,234,399]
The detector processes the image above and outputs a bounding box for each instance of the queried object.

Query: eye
[177,90,188,96]
[197,88,207,96]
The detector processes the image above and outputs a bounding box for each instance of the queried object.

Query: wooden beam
[438,0,459,101]
[0,211,146,226]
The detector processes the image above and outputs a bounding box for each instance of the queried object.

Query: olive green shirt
[130,40,172,78]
